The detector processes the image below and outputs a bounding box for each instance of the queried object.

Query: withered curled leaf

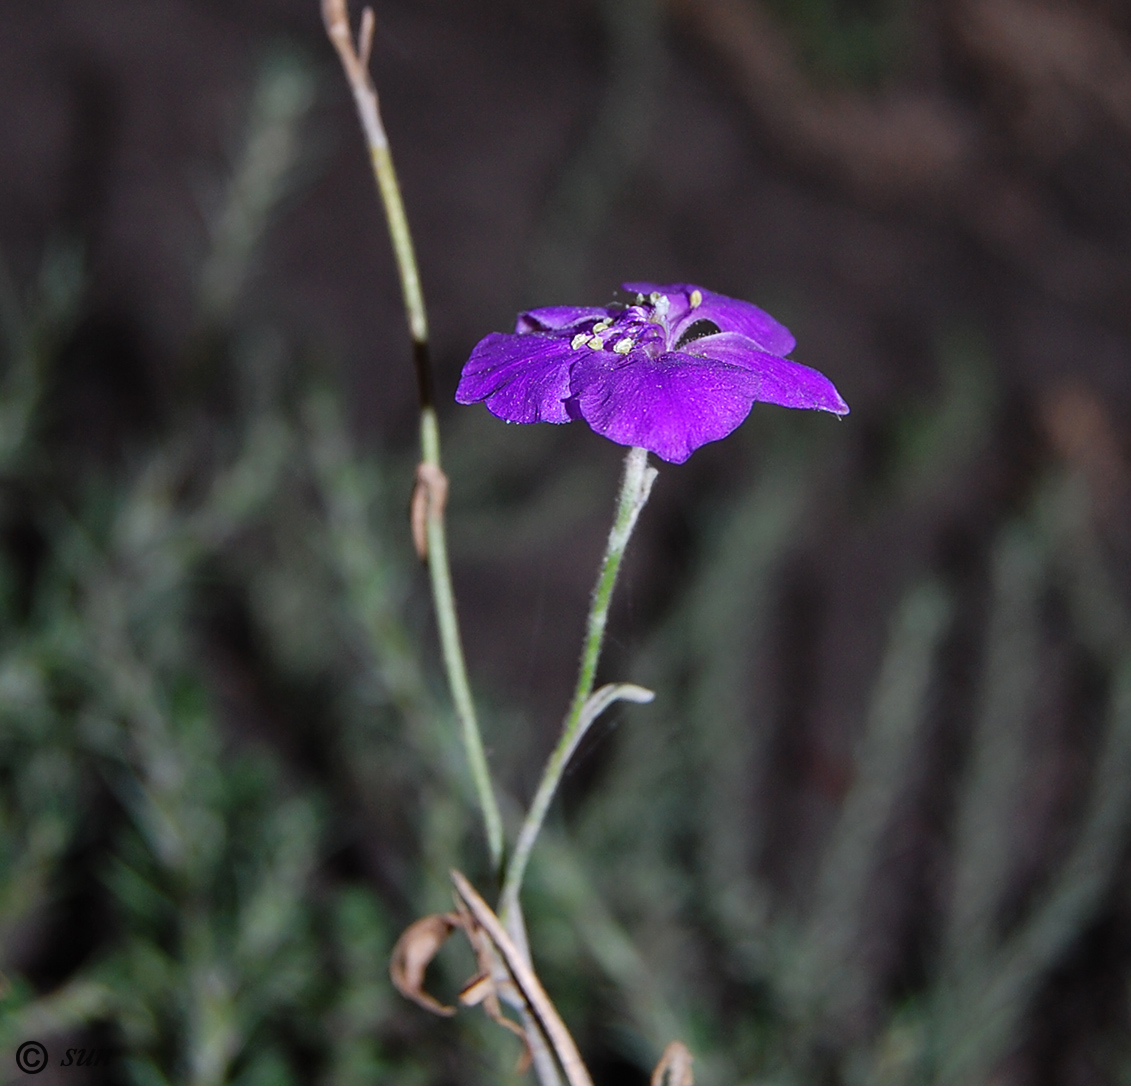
[388,896,528,1055]
[389,912,462,1016]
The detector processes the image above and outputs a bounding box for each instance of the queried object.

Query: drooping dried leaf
[389,894,529,1063]
[389,912,462,1016]
[652,1041,694,1086]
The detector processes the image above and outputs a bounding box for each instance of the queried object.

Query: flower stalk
[500,446,658,925]
[322,0,504,873]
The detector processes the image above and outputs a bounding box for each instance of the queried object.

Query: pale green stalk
[500,447,657,923]
[322,0,503,871]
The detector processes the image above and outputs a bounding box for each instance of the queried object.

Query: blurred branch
[669,0,1131,320]
[199,51,315,322]
[669,0,976,201]
[940,526,1044,987]
[0,978,116,1049]
[930,411,1131,1082]
[678,455,813,955]
[525,0,664,302]
[788,581,952,1038]
[304,390,431,724]
[0,242,83,471]
[302,389,478,896]
[956,0,1131,150]
[933,657,1131,1085]
[533,834,687,1066]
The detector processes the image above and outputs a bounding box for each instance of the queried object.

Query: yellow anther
[592,318,611,332]
[571,332,589,349]
[690,289,703,308]
[649,292,661,304]
[613,337,633,354]
[587,335,604,350]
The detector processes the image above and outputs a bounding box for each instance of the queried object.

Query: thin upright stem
[500,447,657,922]
[322,0,504,873]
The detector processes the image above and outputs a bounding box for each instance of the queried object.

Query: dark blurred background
[1,0,1131,1083]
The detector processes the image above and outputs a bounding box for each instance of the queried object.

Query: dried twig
[451,871,595,1086]
[387,871,592,1084]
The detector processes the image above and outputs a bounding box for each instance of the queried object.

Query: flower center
[567,292,701,357]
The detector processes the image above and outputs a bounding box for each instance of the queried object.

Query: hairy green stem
[323,0,503,872]
[500,447,657,923]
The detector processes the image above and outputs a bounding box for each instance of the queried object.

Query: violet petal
[455,332,576,424]
[515,306,608,334]
[681,292,795,357]
[569,349,765,464]
[687,332,849,414]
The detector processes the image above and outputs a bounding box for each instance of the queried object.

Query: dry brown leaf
[388,912,462,1016]
[411,462,449,559]
[388,894,530,1064]
[651,1041,694,1086]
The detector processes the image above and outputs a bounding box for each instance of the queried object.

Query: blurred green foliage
[763,0,910,86]
[2,35,1130,1086]
[0,50,476,1086]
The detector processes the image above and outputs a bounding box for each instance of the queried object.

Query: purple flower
[456,282,849,464]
